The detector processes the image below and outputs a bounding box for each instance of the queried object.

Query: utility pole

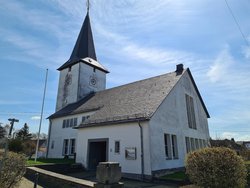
[4,118,19,157]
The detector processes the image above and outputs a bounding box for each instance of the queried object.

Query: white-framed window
[185,137,207,153]
[70,119,73,127]
[63,139,69,155]
[199,139,203,148]
[69,139,76,155]
[185,137,190,153]
[62,118,78,128]
[164,134,179,160]
[82,116,90,123]
[66,119,70,128]
[171,135,178,159]
[195,138,199,149]
[164,134,172,159]
[190,137,195,151]
[114,141,120,154]
[73,118,77,126]
[185,94,197,129]
[62,120,66,128]
[202,139,206,147]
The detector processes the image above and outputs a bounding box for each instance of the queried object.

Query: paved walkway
[18,177,177,188]
[18,168,178,188]
[18,177,42,188]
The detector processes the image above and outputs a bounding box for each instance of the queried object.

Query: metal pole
[35,69,48,162]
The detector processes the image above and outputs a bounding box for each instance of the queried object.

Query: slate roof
[49,69,194,127]
[57,13,109,73]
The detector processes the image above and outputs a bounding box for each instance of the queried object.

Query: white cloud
[220,132,250,141]
[122,44,193,66]
[242,46,250,59]
[221,132,238,139]
[206,47,233,83]
[31,116,41,120]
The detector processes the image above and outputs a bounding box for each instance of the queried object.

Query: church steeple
[55,5,109,111]
[58,11,108,73]
[69,12,97,62]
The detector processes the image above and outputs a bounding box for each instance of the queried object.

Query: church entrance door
[88,138,108,170]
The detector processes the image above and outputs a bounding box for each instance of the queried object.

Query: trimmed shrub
[186,147,247,188]
[0,152,26,188]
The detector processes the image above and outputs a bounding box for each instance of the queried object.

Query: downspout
[138,120,144,180]
[46,119,52,158]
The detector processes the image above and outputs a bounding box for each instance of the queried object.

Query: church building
[47,8,210,179]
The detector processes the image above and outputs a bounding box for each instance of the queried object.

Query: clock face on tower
[89,75,97,87]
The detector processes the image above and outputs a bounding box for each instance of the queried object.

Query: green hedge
[186,147,247,188]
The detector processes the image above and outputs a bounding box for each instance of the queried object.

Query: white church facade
[47,9,210,179]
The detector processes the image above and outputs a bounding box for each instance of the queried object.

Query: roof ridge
[97,69,187,94]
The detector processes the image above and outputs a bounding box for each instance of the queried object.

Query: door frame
[87,138,109,170]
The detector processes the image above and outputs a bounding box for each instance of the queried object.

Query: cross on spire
[87,0,90,13]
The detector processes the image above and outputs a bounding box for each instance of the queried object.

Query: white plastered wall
[47,111,95,158]
[149,71,210,171]
[76,121,152,175]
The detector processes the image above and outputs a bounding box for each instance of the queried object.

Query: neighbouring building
[47,8,210,179]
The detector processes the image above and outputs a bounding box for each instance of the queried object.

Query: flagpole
[35,69,48,162]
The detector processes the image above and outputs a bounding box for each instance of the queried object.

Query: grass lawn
[159,171,187,181]
[26,158,74,166]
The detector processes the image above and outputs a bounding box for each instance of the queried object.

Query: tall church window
[164,134,172,159]
[171,135,178,159]
[185,137,190,153]
[69,139,76,155]
[185,94,197,129]
[63,139,69,155]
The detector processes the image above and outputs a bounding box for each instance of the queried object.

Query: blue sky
[0,0,249,140]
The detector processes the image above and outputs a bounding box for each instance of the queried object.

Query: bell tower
[55,7,109,111]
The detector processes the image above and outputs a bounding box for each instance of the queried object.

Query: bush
[22,140,36,159]
[0,152,26,188]
[8,139,23,153]
[186,147,247,188]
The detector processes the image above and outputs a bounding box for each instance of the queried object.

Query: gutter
[138,120,144,180]
[46,119,52,158]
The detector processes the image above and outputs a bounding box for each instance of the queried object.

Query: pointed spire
[58,11,98,71]
[69,12,97,61]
